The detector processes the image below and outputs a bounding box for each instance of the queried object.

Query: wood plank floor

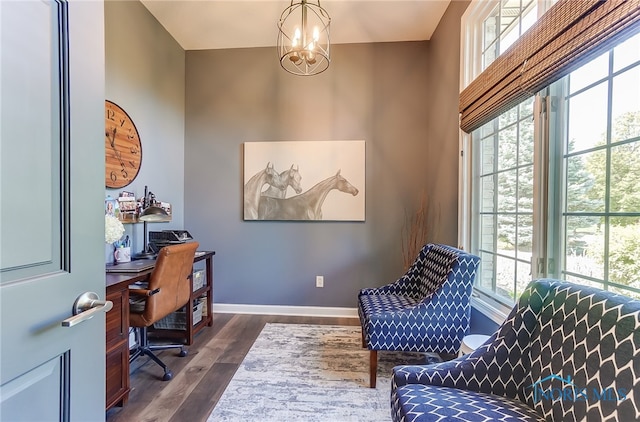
[106,313,360,422]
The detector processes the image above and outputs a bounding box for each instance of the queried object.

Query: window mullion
[603,50,614,289]
[547,79,568,280]
[532,92,549,280]
[493,122,499,295]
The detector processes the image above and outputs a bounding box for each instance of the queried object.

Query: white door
[0,1,106,421]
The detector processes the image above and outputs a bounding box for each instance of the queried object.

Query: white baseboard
[213,301,504,322]
[213,303,359,318]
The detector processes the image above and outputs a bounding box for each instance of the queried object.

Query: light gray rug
[207,323,440,422]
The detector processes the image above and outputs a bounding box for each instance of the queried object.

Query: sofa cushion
[393,384,545,422]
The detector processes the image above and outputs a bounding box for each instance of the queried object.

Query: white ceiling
[140,0,451,51]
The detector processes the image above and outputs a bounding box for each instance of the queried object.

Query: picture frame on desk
[105,197,118,217]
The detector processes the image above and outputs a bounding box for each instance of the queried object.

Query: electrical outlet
[316,275,324,288]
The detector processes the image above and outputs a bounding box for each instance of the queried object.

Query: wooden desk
[105,251,215,411]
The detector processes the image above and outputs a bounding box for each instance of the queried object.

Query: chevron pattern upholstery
[358,243,480,388]
[391,279,640,422]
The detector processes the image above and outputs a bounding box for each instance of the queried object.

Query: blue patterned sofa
[391,279,640,421]
[358,243,480,388]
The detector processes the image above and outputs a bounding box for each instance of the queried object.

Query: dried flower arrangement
[401,190,440,270]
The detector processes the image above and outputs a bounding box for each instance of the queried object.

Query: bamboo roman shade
[459,0,640,133]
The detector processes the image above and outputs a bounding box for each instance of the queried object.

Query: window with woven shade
[460,0,640,318]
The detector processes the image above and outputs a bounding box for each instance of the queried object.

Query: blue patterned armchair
[391,279,640,421]
[358,243,480,388]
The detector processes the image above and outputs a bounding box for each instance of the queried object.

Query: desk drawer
[106,285,128,349]
[106,342,128,409]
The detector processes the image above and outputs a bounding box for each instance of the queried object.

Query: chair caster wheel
[162,370,173,381]
[178,349,188,357]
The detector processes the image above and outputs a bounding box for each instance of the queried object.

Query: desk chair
[129,242,199,381]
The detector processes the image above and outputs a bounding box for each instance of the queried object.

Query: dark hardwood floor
[106,313,360,422]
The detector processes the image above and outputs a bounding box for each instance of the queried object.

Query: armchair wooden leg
[369,350,377,388]
[361,328,366,348]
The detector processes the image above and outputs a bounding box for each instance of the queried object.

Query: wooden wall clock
[105,100,142,188]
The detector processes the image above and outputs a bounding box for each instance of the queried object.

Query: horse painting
[261,165,303,199]
[243,162,284,219]
[258,170,359,220]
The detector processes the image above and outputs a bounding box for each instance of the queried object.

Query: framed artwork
[243,140,365,221]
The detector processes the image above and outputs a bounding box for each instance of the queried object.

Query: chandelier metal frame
[277,0,331,76]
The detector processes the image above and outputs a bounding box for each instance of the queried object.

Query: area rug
[207,323,441,422]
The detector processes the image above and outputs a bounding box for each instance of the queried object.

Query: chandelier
[277,0,331,76]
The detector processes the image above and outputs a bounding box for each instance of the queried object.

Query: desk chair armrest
[129,287,161,297]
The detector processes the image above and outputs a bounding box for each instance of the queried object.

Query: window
[481,0,537,66]
[559,32,640,299]
[463,0,546,308]
[473,98,535,304]
[461,1,640,317]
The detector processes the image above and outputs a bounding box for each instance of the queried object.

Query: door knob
[61,291,113,327]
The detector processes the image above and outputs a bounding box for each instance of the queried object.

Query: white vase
[105,243,115,265]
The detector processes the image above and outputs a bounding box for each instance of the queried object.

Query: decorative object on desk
[117,191,137,222]
[114,247,131,263]
[243,140,364,221]
[105,100,142,188]
[105,214,125,243]
[135,186,171,260]
[105,196,118,217]
[277,0,331,76]
[105,214,125,265]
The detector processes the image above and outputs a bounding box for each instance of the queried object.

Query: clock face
[105,100,142,188]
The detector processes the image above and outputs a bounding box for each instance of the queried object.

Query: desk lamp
[135,186,171,260]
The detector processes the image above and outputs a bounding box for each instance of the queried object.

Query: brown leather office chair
[129,242,199,381]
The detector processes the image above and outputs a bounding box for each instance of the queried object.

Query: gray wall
[104,0,186,252]
[104,0,482,313]
[424,0,470,246]
[184,40,456,308]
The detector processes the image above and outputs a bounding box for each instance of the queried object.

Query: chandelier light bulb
[293,28,301,46]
